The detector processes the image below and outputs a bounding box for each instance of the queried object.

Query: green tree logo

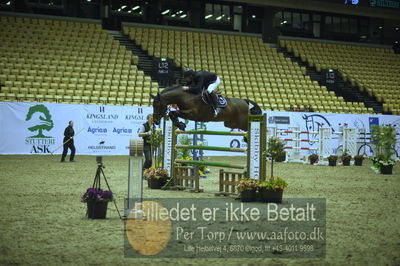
[25,104,54,138]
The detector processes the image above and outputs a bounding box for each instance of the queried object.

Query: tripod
[92,162,122,219]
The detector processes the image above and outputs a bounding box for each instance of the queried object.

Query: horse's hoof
[178,122,186,131]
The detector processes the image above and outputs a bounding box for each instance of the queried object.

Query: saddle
[201,90,227,108]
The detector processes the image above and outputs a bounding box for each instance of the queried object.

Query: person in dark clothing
[139,114,154,170]
[182,68,221,117]
[61,121,76,162]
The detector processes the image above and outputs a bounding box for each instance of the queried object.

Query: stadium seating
[280,39,399,115]
[0,14,379,114]
[0,15,158,106]
[122,25,370,113]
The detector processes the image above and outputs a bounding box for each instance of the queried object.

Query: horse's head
[302,114,314,132]
[150,93,167,125]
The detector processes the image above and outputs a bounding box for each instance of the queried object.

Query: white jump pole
[343,126,357,157]
[318,127,332,164]
[288,126,301,162]
[127,139,144,219]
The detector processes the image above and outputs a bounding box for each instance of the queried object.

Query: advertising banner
[0,102,151,155]
[1,101,399,157]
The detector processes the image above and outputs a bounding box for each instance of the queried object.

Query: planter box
[380,164,393,175]
[87,201,108,219]
[275,154,286,162]
[354,159,363,166]
[328,161,337,166]
[259,188,283,203]
[147,178,167,189]
[342,158,351,166]
[240,189,257,202]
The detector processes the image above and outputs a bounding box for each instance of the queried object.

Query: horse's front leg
[168,111,186,130]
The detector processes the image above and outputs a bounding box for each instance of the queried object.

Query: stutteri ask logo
[25,104,54,138]
[25,104,55,154]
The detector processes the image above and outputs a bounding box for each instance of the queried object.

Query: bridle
[152,99,168,119]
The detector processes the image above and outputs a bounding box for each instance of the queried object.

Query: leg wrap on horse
[169,111,186,130]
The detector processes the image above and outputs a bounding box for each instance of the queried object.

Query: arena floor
[0,155,399,265]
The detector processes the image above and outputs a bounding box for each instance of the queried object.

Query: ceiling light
[252,15,256,19]
[180,14,187,18]
[161,9,170,15]
[378,26,383,29]
[205,14,213,19]
[396,27,399,31]
[121,5,127,9]
[132,6,140,11]
[216,15,223,20]
[172,14,176,17]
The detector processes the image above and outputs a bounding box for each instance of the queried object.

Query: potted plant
[259,137,289,203]
[308,154,319,165]
[149,128,164,168]
[379,159,398,175]
[237,178,258,202]
[339,150,352,166]
[266,137,285,177]
[258,176,288,203]
[275,150,286,162]
[371,125,397,175]
[144,168,168,189]
[354,155,364,166]
[370,157,381,173]
[328,155,338,166]
[81,188,113,219]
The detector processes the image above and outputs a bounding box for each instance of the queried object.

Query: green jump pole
[175,130,247,136]
[175,145,246,153]
[175,159,245,170]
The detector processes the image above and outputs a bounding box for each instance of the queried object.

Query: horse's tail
[245,99,262,115]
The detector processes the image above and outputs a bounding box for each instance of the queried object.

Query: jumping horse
[151,85,262,131]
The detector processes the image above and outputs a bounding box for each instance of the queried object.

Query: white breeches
[206,76,221,93]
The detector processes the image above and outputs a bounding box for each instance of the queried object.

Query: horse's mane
[161,84,182,94]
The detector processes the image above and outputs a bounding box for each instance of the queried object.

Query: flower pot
[147,178,167,189]
[328,161,337,166]
[240,189,256,202]
[275,154,286,162]
[259,188,283,203]
[354,158,363,166]
[87,201,108,219]
[380,164,393,175]
[342,158,351,166]
[309,158,318,165]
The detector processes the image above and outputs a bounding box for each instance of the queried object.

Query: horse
[150,85,262,131]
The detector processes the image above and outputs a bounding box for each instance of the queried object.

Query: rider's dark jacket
[186,70,217,94]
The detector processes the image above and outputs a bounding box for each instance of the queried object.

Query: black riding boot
[209,92,220,117]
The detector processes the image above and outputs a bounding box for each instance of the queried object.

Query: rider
[182,68,221,117]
